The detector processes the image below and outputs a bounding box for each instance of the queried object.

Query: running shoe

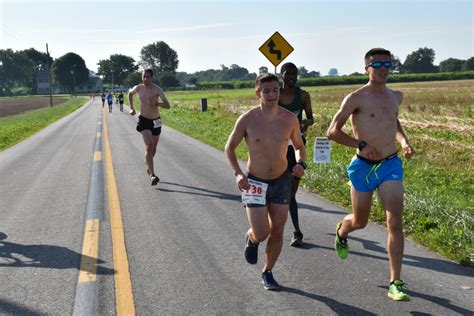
[388,280,411,301]
[244,234,258,264]
[151,175,160,186]
[290,231,303,247]
[262,270,280,290]
[335,222,349,259]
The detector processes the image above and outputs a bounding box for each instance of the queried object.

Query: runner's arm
[225,116,249,190]
[396,119,413,158]
[128,86,137,114]
[394,91,413,158]
[157,86,170,109]
[290,116,307,177]
[326,94,358,147]
[301,90,314,132]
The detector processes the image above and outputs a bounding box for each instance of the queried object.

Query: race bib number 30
[241,179,268,205]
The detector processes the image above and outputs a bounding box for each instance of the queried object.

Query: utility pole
[111,69,114,92]
[46,43,53,107]
[71,64,76,97]
[0,61,3,96]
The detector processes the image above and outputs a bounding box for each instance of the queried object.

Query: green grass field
[157,80,473,265]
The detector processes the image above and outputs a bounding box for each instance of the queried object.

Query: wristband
[297,161,307,170]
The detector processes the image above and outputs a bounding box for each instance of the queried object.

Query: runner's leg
[378,180,405,282]
[246,206,270,244]
[289,177,301,233]
[141,131,159,176]
[263,203,288,271]
[338,187,373,238]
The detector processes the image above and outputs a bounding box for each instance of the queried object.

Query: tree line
[386,48,474,74]
[0,43,473,96]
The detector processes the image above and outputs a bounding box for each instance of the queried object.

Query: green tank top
[279,86,303,122]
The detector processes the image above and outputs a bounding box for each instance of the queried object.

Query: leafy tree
[0,49,35,95]
[259,66,268,74]
[298,66,309,77]
[124,71,143,87]
[21,48,54,94]
[187,76,198,85]
[22,48,53,71]
[97,54,138,86]
[192,68,220,82]
[189,64,255,82]
[390,55,403,73]
[222,64,249,81]
[439,58,465,72]
[298,66,320,78]
[403,47,437,73]
[174,71,188,86]
[139,41,179,75]
[158,71,180,88]
[462,57,474,71]
[244,73,257,80]
[51,53,89,92]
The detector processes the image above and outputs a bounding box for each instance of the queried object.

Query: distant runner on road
[128,69,170,186]
[118,91,124,112]
[106,90,113,113]
[327,47,414,302]
[101,91,106,107]
[225,73,306,291]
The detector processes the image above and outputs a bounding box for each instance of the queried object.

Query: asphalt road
[0,98,472,315]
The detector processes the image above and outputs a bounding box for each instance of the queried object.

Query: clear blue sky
[1,0,472,75]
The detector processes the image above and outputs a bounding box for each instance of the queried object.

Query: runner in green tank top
[278,62,314,247]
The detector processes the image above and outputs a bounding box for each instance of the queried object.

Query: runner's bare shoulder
[345,88,366,105]
[390,89,404,103]
[130,84,143,93]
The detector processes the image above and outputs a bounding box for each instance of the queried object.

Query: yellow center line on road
[78,219,99,283]
[94,151,102,161]
[102,108,136,315]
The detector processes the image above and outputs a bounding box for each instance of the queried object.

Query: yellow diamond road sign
[259,31,294,67]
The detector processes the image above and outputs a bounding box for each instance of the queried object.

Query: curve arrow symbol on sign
[267,40,282,60]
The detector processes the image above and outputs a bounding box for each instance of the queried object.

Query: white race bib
[153,118,163,128]
[241,179,268,205]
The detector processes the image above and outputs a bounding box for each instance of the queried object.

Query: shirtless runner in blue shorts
[327,48,414,301]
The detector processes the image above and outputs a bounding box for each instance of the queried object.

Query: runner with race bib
[225,73,306,291]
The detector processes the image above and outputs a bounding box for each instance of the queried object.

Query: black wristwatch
[358,141,367,151]
[297,161,307,170]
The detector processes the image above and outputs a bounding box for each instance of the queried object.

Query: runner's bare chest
[355,93,399,123]
[246,115,292,147]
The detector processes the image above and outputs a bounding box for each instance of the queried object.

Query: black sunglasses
[367,61,393,69]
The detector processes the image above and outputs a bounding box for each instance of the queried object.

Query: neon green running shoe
[388,280,411,301]
[334,222,349,259]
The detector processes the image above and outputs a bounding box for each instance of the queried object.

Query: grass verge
[0,97,87,151]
